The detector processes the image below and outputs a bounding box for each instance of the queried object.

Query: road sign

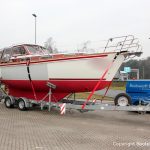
[124,67,131,73]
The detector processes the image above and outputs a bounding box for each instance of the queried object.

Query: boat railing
[103,35,142,55]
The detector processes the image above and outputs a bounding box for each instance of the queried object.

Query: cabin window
[26,46,37,54]
[12,47,26,56]
[26,45,47,55]
[1,48,12,62]
[25,45,50,55]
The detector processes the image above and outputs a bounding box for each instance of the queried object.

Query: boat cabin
[0,44,64,63]
[0,44,88,64]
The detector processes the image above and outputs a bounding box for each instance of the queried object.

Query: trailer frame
[1,94,150,114]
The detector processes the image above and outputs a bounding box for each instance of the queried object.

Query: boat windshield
[26,45,50,55]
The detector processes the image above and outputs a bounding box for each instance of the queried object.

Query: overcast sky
[0,0,150,58]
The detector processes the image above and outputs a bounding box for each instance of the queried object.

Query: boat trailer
[0,81,150,115]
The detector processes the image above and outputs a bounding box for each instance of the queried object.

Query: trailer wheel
[114,93,131,106]
[4,96,14,108]
[18,98,26,111]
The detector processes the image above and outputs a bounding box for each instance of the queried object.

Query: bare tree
[44,37,58,53]
[77,41,95,53]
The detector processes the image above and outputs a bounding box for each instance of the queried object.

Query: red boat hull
[2,79,110,102]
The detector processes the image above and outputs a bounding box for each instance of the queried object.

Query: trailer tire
[114,93,131,106]
[4,96,14,108]
[18,98,26,111]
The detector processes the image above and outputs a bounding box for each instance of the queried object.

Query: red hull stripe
[0,54,108,66]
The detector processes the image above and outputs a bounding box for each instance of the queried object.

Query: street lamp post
[32,14,37,44]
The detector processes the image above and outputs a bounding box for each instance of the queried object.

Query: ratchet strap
[26,59,37,100]
[82,53,119,109]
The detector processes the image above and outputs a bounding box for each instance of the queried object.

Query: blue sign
[124,67,131,73]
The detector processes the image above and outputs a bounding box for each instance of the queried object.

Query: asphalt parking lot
[0,102,150,150]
